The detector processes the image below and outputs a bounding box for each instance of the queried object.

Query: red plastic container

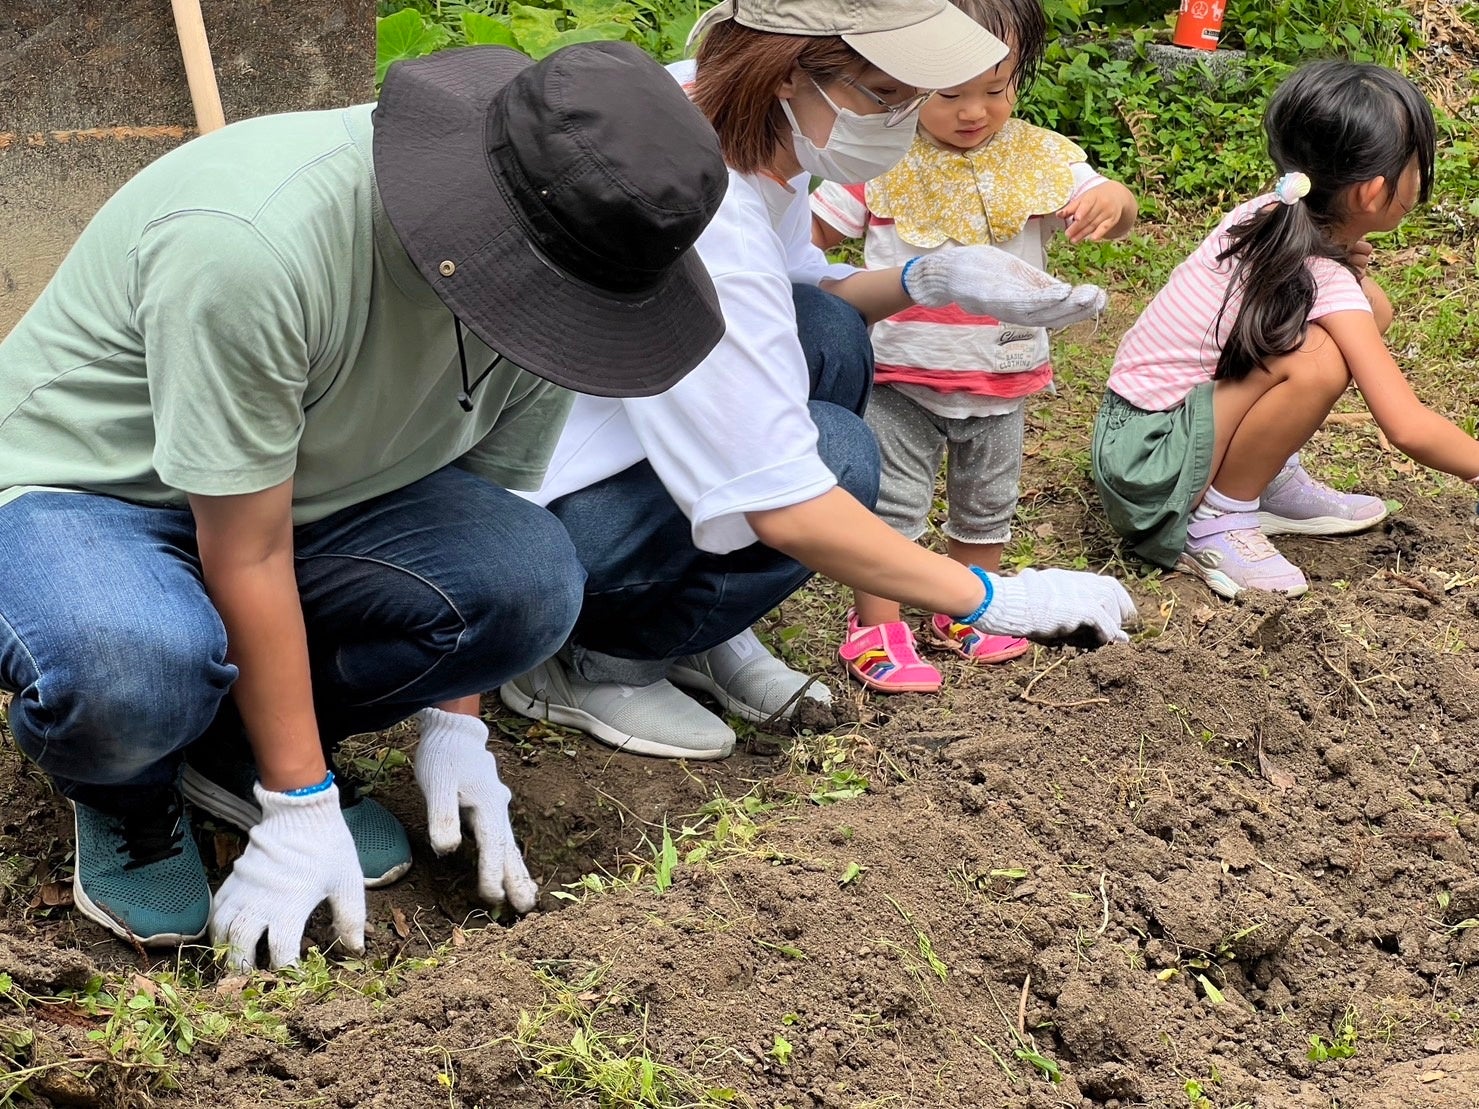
[1172,0,1224,50]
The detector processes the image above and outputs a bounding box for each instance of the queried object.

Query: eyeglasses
[453,316,505,413]
[837,76,934,128]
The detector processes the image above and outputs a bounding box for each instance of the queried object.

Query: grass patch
[508,963,741,1108]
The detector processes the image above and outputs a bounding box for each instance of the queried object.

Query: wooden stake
[170,0,226,134]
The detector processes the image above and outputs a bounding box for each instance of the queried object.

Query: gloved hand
[210,781,365,970]
[973,568,1137,647]
[414,708,539,912]
[903,244,1107,329]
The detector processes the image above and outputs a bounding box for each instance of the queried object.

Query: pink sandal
[839,610,942,693]
[929,613,1031,664]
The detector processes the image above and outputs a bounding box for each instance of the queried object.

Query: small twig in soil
[759,675,824,734]
[1018,655,1109,710]
[1383,571,1444,604]
[1325,412,1392,449]
[91,898,150,966]
[1017,973,1030,1038]
[590,785,655,834]
[1315,645,1378,716]
[1096,872,1110,936]
[1254,856,1301,884]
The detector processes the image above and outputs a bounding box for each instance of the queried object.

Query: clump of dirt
[4,482,1479,1108]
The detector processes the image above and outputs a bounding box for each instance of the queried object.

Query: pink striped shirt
[1107,195,1372,411]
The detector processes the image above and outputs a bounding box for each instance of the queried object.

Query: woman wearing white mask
[500,0,1136,758]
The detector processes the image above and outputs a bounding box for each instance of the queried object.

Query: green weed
[1308,1006,1360,1063]
[510,964,739,1107]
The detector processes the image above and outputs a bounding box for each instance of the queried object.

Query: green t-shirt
[0,104,571,524]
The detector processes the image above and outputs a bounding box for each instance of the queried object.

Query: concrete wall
[0,1,375,333]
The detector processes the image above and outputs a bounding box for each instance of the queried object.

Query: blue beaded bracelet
[282,770,335,798]
[900,255,923,296]
[958,566,994,625]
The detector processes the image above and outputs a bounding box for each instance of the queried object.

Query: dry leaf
[450,925,466,948]
[213,831,243,869]
[1419,1070,1446,1083]
[1256,741,1296,793]
[215,975,249,998]
[391,906,411,940]
[130,973,159,1000]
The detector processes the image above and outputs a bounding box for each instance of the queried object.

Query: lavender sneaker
[1257,462,1387,536]
[1176,512,1309,599]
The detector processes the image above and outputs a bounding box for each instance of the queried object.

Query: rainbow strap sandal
[838,610,942,693]
[928,613,1031,664]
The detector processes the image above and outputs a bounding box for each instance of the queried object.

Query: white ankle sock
[1193,486,1258,520]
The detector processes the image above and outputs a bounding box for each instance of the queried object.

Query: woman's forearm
[748,487,985,616]
[819,268,913,327]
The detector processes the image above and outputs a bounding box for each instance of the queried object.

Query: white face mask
[779,78,916,184]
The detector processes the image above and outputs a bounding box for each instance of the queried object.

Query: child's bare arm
[1059,180,1138,244]
[1361,276,1394,334]
[812,214,848,251]
[1346,242,1393,334]
[1323,310,1479,478]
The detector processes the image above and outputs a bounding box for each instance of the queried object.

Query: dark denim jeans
[547,284,880,685]
[0,466,584,812]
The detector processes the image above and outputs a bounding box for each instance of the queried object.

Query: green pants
[1091,384,1215,570]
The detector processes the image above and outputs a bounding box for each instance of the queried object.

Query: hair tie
[1274,171,1311,205]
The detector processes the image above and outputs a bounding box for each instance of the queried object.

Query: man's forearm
[202,551,325,790]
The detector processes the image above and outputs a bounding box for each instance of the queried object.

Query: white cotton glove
[209,782,365,971]
[903,244,1108,329]
[973,568,1138,647]
[413,708,539,912]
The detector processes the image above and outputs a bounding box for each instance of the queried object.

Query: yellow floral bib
[866,119,1087,248]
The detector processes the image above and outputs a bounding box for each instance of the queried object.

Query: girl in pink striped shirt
[1094,60,1479,599]
[811,0,1137,694]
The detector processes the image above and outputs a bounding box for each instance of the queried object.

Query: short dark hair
[948,0,1048,95]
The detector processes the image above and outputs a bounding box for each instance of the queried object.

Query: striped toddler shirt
[811,164,1104,418]
[1107,194,1372,411]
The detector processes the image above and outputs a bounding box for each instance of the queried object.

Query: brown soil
[4,471,1479,1108]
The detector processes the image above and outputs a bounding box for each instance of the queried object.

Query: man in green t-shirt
[0,42,727,967]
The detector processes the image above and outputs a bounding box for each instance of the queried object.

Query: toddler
[812,0,1137,692]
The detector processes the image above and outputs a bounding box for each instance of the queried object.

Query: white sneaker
[500,657,735,760]
[669,629,832,725]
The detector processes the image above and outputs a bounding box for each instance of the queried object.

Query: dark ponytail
[1213,61,1436,383]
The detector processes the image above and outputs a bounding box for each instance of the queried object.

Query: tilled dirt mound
[4,486,1479,1108]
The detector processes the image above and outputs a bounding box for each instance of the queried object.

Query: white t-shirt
[525,60,858,554]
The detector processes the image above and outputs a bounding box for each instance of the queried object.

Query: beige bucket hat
[689,0,1009,90]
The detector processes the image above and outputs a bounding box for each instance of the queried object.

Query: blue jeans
[547,285,880,684]
[0,466,584,813]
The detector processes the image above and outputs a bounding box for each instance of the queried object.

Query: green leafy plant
[767,1033,793,1066]
[1308,1006,1360,1063]
[377,0,705,84]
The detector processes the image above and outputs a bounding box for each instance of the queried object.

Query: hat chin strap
[453,316,505,413]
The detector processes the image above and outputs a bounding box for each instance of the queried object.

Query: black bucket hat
[374,42,729,399]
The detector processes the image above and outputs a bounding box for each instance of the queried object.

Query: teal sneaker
[181,758,412,889]
[71,793,210,946]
